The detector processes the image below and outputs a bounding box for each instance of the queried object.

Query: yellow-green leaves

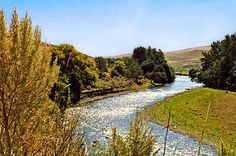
[0,8,59,155]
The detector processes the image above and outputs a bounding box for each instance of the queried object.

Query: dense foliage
[132,46,175,83]
[190,34,236,90]
[50,44,98,110]
[95,56,108,79]
[95,46,175,84]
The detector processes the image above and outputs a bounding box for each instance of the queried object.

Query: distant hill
[165,45,210,71]
[108,45,211,73]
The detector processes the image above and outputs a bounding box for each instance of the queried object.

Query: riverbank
[141,88,236,151]
[175,72,189,76]
[78,81,153,105]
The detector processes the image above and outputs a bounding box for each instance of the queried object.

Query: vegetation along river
[70,76,218,155]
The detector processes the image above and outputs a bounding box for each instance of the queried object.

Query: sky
[1,0,236,56]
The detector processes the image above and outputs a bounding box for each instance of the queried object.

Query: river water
[70,76,218,155]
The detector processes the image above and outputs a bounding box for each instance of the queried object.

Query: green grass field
[141,88,236,151]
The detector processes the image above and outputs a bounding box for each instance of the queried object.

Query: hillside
[165,45,210,73]
[108,45,211,74]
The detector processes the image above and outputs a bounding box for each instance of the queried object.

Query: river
[70,76,217,155]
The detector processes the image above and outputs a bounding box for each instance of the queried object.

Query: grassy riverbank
[141,88,236,151]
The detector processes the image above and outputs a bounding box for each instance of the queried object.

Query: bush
[92,117,156,156]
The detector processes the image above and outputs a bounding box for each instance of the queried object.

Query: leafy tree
[50,74,71,111]
[50,44,80,107]
[124,58,143,82]
[153,65,168,83]
[95,56,108,79]
[0,8,57,154]
[197,34,236,89]
[141,59,155,74]
[132,46,175,83]
[0,8,87,155]
[111,60,126,77]
[132,46,147,64]
[163,64,175,82]
[189,68,200,81]
[146,47,166,64]
[50,44,98,108]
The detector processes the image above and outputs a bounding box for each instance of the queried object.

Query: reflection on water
[70,76,217,155]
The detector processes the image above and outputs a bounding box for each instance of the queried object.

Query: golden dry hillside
[165,45,210,70]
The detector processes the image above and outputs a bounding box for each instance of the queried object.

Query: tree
[50,44,98,108]
[163,64,175,82]
[146,47,166,65]
[197,34,236,89]
[0,8,87,155]
[95,56,108,79]
[141,59,154,74]
[0,8,59,155]
[50,74,71,111]
[132,46,175,84]
[189,68,200,81]
[132,46,147,64]
[111,60,126,77]
[124,58,143,82]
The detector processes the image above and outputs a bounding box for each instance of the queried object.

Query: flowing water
[70,76,218,155]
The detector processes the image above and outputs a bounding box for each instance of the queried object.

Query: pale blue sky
[1,0,236,56]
